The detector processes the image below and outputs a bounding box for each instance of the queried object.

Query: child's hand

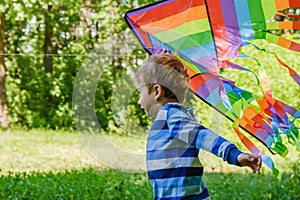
[237,153,262,174]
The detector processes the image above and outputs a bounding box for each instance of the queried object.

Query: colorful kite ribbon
[125,0,300,176]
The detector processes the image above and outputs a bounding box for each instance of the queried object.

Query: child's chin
[146,111,153,118]
[145,111,153,118]
[148,104,161,118]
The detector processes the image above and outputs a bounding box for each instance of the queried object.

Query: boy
[135,53,261,200]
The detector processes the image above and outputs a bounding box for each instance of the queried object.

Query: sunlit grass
[1,129,298,175]
[0,129,299,199]
[0,129,103,175]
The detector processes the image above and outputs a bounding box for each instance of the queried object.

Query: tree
[2,0,155,130]
[44,4,53,73]
[0,7,9,128]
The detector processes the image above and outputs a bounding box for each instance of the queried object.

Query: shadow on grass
[0,165,299,200]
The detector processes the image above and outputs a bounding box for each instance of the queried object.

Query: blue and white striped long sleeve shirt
[146,103,242,200]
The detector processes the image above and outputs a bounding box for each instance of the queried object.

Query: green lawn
[1,167,299,200]
[0,129,299,199]
[0,129,102,174]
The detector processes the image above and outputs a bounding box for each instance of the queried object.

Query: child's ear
[153,84,163,100]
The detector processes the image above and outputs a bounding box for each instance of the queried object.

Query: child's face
[137,85,156,117]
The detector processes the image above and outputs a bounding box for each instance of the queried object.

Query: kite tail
[233,121,280,177]
[272,99,300,151]
[275,55,300,86]
[220,60,300,155]
[266,21,300,32]
[248,42,300,87]
[264,1,300,52]
[276,12,300,19]
[221,61,260,85]
[264,32,300,52]
[247,46,300,150]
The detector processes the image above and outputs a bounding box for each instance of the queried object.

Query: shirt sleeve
[166,106,242,165]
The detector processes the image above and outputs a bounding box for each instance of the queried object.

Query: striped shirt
[147,103,242,200]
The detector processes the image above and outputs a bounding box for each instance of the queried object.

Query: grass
[0,129,102,174]
[0,169,153,200]
[0,166,299,199]
[0,129,299,199]
[205,169,300,200]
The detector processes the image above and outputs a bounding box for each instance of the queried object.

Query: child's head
[135,53,190,106]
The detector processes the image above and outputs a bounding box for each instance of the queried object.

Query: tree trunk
[80,0,92,49]
[109,0,116,77]
[0,12,10,128]
[44,4,53,73]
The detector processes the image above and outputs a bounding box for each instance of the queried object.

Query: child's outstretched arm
[237,153,262,174]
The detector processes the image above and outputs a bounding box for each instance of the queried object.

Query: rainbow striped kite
[125,0,300,176]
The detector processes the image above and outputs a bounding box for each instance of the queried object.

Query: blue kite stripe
[149,34,175,54]
[234,0,255,44]
[191,55,218,73]
[179,42,216,60]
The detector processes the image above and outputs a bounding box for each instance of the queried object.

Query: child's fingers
[238,153,262,174]
[258,155,262,165]
[253,155,262,174]
[245,154,262,174]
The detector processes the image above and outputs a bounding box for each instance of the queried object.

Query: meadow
[0,129,299,200]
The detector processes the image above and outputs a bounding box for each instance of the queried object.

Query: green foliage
[2,0,300,133]
[0,166,299,199]
[206,163,300,200]
[4,0,154,130]
[0,169,153,199]
[2,0,161,130]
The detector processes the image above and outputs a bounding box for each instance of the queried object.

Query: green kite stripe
[265,32,279,44]
[261,0,277,22]
[248,0,266,30]
[177,55,205,74]
[167,31,213,51]
[266,22,279,30]
[153,19,210,43]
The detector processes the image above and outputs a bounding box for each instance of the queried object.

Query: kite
[125,0,300,176]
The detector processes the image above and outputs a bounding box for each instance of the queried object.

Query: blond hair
[135,53,190,103]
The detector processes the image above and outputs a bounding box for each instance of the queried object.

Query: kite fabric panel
[125,0,300,176]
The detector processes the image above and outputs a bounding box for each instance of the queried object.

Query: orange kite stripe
[128,0,204,26]
[277,37,292,49]
[279,21,300,30]
[140,5,207,35]
[275,0,290,11]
